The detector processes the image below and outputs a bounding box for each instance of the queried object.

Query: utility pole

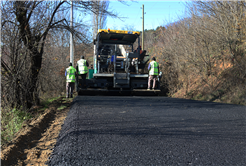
[142,4,144,51]
[70,1,74,66]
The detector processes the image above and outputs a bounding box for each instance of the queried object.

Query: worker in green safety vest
[76,56,89,89]
[147,57,159,90]
[65,62,76,98]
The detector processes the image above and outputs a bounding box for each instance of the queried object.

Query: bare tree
[1,0,117,110]
[92,0,109,39]
[189,1,246,64]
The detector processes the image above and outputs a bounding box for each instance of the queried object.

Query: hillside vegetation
[144,1,246,105]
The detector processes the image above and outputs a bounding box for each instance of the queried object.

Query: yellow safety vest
[149,61,159,75]
[77,59,88,74]
[66,66,76,82]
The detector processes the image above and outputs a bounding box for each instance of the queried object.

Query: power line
[133,8,141,26]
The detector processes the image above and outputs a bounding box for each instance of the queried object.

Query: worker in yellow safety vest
[65,62,76,98]
[76,56,89,89]
[147,57,159,90]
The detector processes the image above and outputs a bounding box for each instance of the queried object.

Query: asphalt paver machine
[77,29,161,95]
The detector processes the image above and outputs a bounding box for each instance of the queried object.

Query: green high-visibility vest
[149,61,159,75]
[77,59,88,74]
[66,66,76,82]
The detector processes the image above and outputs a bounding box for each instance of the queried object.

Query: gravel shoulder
[1,97,72,166]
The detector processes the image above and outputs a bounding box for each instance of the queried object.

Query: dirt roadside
[1,97,72,166]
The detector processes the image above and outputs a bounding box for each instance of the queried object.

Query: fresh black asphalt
[47,96,246,165]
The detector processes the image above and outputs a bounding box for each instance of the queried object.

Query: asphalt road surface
[47,96,246,166]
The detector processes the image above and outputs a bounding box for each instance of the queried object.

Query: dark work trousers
[79,74,87,89]
[66,82,75,97]
[148,75,157,89]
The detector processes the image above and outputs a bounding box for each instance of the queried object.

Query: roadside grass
[174,78,246,106]
[1,95,65,147]
[40,96,61,110]
[57,105,67,110]
[1,107,32,145]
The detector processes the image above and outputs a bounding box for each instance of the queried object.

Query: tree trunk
[26,49,42,108]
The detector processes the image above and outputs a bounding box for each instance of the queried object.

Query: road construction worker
[147,57,159,90]
[65,62,76,98]
[76,56,89,89]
